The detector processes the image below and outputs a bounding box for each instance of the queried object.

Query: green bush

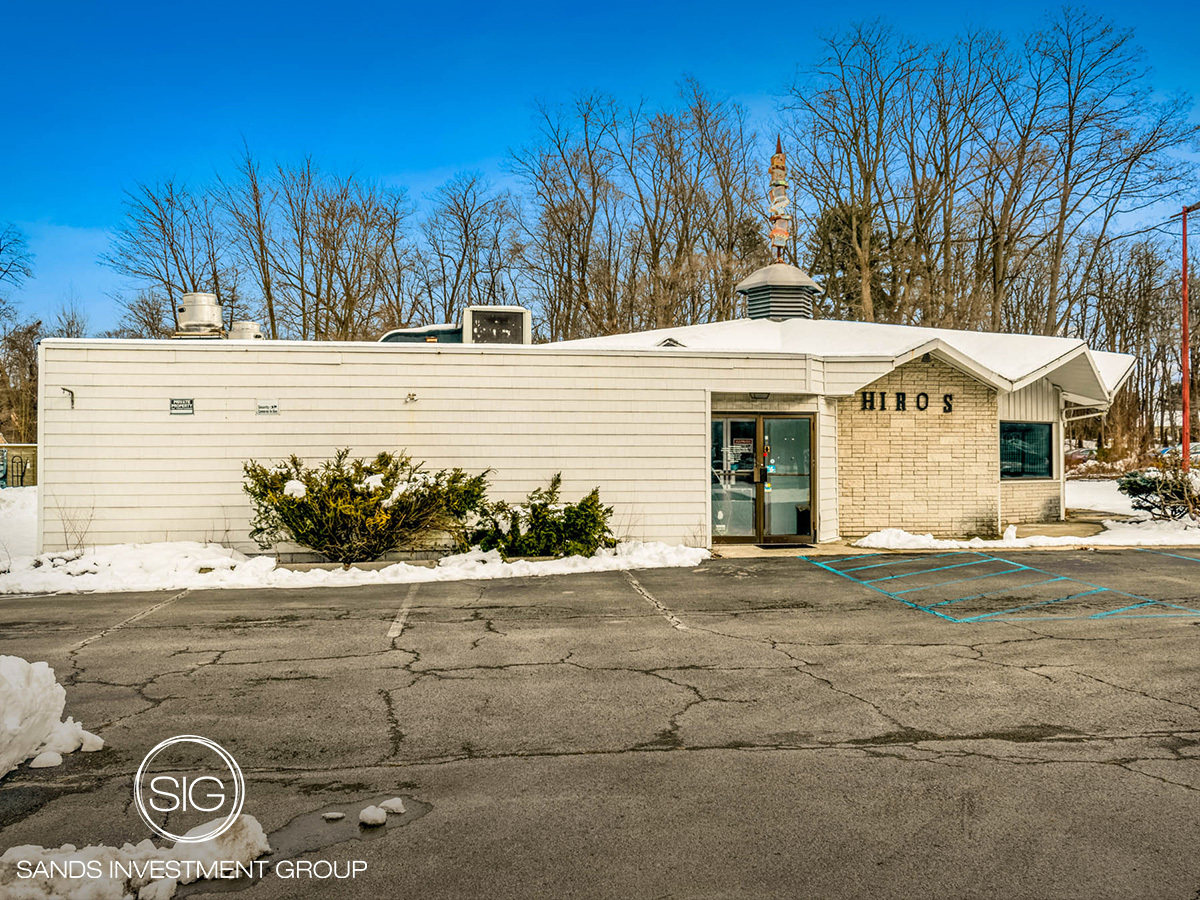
[243,449,489,563]
[467,473,617,559]
[1117,453,1200,520]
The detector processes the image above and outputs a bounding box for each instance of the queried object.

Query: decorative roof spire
[767,136,791,263]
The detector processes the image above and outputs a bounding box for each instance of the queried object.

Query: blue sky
[2,0,1198,332]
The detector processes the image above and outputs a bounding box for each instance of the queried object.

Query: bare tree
[1033,7,1198,335]
[414,172,520,325]
[103,179,235,331]
[50,287,89,338]
[787,22,921,321]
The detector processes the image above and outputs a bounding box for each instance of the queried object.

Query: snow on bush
[242,449,489,563]
[0,813,270,900]
[281,479,306,499]
[0,656,103,779]
[467,473,617,559]
[1117,455,1200,520]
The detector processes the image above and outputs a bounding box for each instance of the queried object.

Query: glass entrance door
[711,418,757,537]
[762,417,812,541]
[711,415,813,543]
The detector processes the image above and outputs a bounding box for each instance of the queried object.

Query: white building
[34,274,1134,555]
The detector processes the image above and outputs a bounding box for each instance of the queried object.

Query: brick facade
[1000,481,1061,525]
[837,359,999,538]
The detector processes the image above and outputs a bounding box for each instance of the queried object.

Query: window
[1000,422,1053,479]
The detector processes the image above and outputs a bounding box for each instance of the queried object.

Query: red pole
[1184,205,1191,472]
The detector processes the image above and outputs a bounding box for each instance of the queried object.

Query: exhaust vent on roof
[735,264,822,321]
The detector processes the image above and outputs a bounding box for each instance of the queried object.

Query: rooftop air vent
[461,306,531,345]
[735,265,823,321]
[228,320,264,340]
[173,292,224,339]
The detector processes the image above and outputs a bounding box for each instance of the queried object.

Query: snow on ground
[0,656,103,779]
[0,487,37,561]
[0,813,269,900]
[856,520,1200,550]
[1064,479,1138,516]
[854,478,1200,550]
[0,488,708,595]
[0,542,709,596]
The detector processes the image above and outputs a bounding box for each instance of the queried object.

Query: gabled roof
[552,317,1136,406]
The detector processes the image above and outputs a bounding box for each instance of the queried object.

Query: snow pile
[1064,479,1138,516]
[0,487,37,560]
[0,656,103,779]
[358,805,387,826]
[854,479,1200,550]
[856,519,1200,550]
[0,539,709,596]
[0,813,269,900]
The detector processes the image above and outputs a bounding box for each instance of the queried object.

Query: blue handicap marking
[800,551,1200,623]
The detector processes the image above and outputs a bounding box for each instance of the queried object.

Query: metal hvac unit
[173,292,224,338]
[461,306,531,345]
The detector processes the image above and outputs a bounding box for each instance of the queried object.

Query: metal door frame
[712,413,815,544]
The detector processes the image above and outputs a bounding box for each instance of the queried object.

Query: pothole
[177,793,431,895]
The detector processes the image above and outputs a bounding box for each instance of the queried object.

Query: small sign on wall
[169,398,194,415]
[256,400,280,416]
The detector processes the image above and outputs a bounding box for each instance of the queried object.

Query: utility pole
[1180,202,1200,471]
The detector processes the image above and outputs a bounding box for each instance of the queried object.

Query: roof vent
[657,338,686,347]
[735,264,822,320]
[173,292,224,338]
[228,320,264,340]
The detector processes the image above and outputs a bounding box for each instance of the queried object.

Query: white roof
[554,317,1136,405]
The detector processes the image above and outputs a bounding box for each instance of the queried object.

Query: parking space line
[624,571,687,631]
[841,552,967,573]
[802,557,961,621]
[954,589,1107,622]
[863,558,992,583]
[892,568,1028,595]
[1136,548,1200,563]
[982,556,1164,604]
[924,577,1070,609]
[1149,600,1200,613]
[801,551,1200,624]
[387,584,419,639]
[1091,601,1158,618]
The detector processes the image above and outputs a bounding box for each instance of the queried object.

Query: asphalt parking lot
[2,550,1200,899]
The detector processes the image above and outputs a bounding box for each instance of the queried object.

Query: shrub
[466,473,617,559]
[243,449,488,563]
[1117,453,1200,520]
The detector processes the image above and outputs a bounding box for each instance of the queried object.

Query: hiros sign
[861,391,953,413]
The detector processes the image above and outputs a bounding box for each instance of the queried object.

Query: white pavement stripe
[624,571,687,631]
[68,589,190,653]
[387,584,420,638]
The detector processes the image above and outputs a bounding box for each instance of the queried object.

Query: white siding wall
[998,378,1065,522]
[817,398,838,541]
[38,341,817,553]
[999,378,1060,422]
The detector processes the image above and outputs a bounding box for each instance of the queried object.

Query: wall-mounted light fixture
[749,392,771,400]
[404,393,418,403]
